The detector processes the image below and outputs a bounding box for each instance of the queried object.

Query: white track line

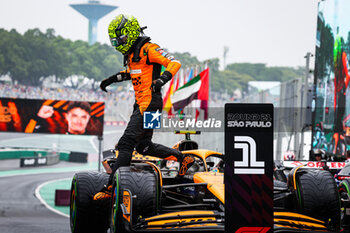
[89,130,124,154]
[90,136,99,153]
[35,178,70,218]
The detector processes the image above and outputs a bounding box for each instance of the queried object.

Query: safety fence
[241,78,313,160]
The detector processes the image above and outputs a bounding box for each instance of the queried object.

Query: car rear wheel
[297,170,341,231]
[110,164,158,232]
[70,172,110,233]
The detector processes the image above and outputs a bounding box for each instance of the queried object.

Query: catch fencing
[241,78,313,160]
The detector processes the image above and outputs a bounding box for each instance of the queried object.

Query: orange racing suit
[124,40,181,114]
[109,37,182,182]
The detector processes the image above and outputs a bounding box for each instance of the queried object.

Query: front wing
[274,212,334,232]
[121,207,224,232]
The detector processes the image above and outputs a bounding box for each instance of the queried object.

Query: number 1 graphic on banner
[234,136,265,174]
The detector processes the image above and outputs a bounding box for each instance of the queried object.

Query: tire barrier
[20,157,48,167]
[69,151,88,163]
[20,152,60,167]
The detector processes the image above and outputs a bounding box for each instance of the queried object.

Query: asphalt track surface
[0,126,126,233]
[0,125,223,233]
[0,171,75,233]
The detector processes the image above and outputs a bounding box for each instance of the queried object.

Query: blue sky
[0,0,320,69]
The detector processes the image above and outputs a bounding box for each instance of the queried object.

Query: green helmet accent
[108,14,141,55]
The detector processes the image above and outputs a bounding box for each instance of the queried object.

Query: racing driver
[94,14,194,200]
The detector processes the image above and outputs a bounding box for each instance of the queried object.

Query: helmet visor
[110,35,127,47]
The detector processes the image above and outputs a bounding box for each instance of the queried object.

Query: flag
[200,63,209,119]
[163,75,175,117]
[194,65,199,77]
[198,68,209,120]
[195,107,200,121]
[187,68,194,82]
[175,72,180,91]
[175,69,185,120]
[183,68,188,85]
[170,68,209,116]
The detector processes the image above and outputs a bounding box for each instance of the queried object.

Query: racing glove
[100,71,130,92]
[152,71,172,92]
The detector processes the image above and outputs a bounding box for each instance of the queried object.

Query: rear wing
[174,130,201,140]
[174,130,201,134]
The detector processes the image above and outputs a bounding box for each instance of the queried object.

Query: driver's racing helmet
[313,149,326,160]
[108,14,141,55]
[283,151,296,161]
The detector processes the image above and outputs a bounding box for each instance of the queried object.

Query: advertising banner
[313,0,350,158]
[225,103,273,233]
[0,98,104,136]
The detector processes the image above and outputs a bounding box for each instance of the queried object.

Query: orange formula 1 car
[70,131,224,233]
[70,130,344,233]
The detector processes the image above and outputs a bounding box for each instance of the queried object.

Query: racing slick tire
[70,172,110,233]
[110,164,158,232]
[297,169,341,231]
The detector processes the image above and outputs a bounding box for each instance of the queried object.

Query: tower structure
[70,0,117,45]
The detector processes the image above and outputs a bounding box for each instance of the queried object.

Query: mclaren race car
[69,131,224,233]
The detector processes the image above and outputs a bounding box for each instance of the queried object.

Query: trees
[314,18,333,83]
[0,28,67,86]
[226,63,304,82]
[171,53,304,93]
[0,28,123,86]
[0,28,304,92]
[209,63,304,93]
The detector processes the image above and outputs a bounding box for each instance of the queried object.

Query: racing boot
[93,184,112,201]
[177,153,195,177]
